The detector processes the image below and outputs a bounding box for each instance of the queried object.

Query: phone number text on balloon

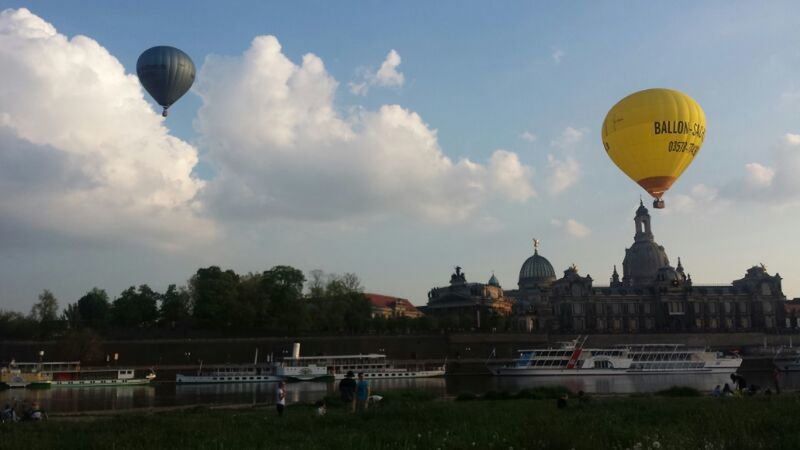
[667,141,699,156]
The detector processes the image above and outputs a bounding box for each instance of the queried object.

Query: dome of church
[519,250,556,287]
[488,273,500,287]
[656,265,680,282]
[623,241,669,286]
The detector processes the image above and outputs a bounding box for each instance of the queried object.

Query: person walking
[772,368,782,395]
[339,371,357,412]
[275,381,286,417]
[356,373,371,412]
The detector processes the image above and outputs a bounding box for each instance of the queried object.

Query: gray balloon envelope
[136,46,196,117]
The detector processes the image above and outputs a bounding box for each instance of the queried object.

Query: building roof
[519,249,556,286]
[364,293,420,312]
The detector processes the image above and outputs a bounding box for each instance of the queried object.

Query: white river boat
[488,336,742,376]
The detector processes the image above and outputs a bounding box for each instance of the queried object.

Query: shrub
[655,386,702,397]
[455,392,479,401]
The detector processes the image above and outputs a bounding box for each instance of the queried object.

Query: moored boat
[175,349,282,384]
[488,336,742,376]
[31,361,155,387]
[279,344,445,380]
[0,361,51,389]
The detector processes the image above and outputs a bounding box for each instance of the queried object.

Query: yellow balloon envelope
[602,88,706,208]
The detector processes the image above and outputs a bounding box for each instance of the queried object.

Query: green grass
[2,393,800,449]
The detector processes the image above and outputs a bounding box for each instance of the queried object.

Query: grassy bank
[2,390,799,449]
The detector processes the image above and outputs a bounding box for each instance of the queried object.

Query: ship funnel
[292,342,301,359]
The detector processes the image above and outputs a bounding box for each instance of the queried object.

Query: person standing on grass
[275,381,286,417]
[772,368,781,395]
[339,371,357,412]
[356,373,370,412]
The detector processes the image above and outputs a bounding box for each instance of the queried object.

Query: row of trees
[0,266,381,338]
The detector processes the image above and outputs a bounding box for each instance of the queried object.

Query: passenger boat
[26,361,155,387]
[280,348,445,380]
[0,360,51,389]
[175,349,282,384]
[272,343,332,381]
[488,336,742,376]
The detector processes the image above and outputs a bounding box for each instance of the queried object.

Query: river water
[1,370,793,414]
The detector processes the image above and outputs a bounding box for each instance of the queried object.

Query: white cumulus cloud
[195,36,534,224]
[744,163,775,188]
[0,8,213,249]
[545,155,580,195]
[349,49,405,96]
[550,126,585,150]
[519,131,538,142]
[552,48,564,64]
[551,218,591,238]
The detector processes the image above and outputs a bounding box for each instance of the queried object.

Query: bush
[455,392,479,401]
[483,390,512,400]
[655,386,702,397]
[515,386,572,400]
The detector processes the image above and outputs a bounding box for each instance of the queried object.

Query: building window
[765,317,774,328]
[627,303,637,314]
[595,304,605,315]
[710,318,719,329]
[693,303,701,314]
[764,302,773,313]
[629,318,638,331]
[573,318,585,330]
[708,303,717,314]
[724,302,732,314]
[596,318,606,331]
[695,319,703,329]
[573,303,583,315]
[725,318,734,329]
[612,304,621,315]
[668,302,685,315]
[612,318,622,331]
[740,317,750,328]
[643,303,651,314]
[645,318,655,330]
[761,284,772,296]
[738,302,748,313]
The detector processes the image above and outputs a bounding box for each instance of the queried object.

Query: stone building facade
[424,267,513,326]
[429,202,787,333]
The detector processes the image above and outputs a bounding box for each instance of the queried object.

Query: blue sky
[1,1,800,311]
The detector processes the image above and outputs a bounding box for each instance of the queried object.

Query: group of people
[711,370,782,397]
[272,370,377,418]
[1,400,47,423]
[338,371,374,412]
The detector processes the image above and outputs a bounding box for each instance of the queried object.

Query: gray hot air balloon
[136,46,196,117]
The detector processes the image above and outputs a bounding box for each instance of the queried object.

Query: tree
[159,284,192,326]
[76,288,111,330]
[191,266,240,328]
[30,289,59,322]
[307,269,326,298]
[340,273,363,293]
[263,266,306,332]
[59,329,104,363]
[62,303,81,329]
[111,285,159,328]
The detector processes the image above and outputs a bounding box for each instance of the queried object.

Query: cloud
[0,8,213,250]
[666,184,721,214]
[552,48,564,64]
[719,133,800,204]
[744,163,775,188]
[545,155,580,195]
[550,126,585,150]
[195,36,534,224]
[519,131,538,142]
[551,218,591,238]
[349,49,405,96]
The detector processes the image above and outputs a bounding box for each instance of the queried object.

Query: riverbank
[2,389,799,449]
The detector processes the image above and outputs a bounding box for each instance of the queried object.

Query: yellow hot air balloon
[602,88,706,209]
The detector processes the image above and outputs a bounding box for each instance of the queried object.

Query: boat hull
[175,374,282,384]
[332,369,446,380]
[51,378,153,387]
[489,366,740,376]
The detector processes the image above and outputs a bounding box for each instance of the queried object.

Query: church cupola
[634,199,654,243]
